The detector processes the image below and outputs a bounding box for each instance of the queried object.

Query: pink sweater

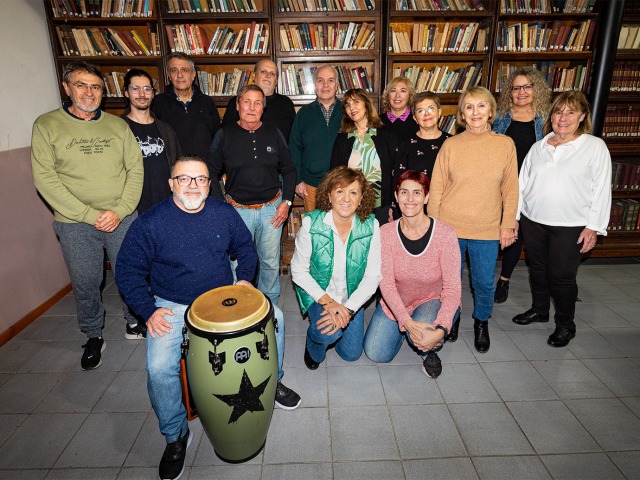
[380,218,462,332]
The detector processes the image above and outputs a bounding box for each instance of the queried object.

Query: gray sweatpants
[53,213,137,339]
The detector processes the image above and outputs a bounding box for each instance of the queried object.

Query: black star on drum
[213,370,272,424]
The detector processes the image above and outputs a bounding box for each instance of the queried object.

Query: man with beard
[31,60,143,371]
[115,155,260,480]
[222,59,296,141]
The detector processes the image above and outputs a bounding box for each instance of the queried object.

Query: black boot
[494,279,509,303]
[473,318,490,353]
[445,318,459,343]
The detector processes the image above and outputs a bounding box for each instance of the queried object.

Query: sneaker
[81,337,105,370]
[159,428,192,480]
[275,381,301,410]
[422,351,442,379]
[125,322,147,340]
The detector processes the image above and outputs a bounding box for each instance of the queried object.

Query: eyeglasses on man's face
[172,175,211,187]
[511,83,533,92]
[69,82,103,93]
[128,85,154,94]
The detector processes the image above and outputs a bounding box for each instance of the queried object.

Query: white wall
[0,0,59,151]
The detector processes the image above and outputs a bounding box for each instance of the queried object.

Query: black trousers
[499,233,524,279]
[519,215,584,331]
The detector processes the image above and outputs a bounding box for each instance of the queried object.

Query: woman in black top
[492,66,551,303]
[380,76,418,141]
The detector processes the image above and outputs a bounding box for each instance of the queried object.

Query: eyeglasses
[415,106,438,115]
[511,83,533,92]
[69,82,102,93]
[172,175,211,187]
[128,85,154,94]
[258,69,277,78]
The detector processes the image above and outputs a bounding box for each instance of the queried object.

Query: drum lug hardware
[209,340,226,375]
[257,328,270,360]
[180,326,189,357]
[273,316,279,332]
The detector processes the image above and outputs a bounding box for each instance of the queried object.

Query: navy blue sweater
[116,196,257,321]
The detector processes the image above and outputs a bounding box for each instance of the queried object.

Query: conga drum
[184,285,278,463]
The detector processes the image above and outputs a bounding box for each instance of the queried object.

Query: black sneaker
[125,322,147,340]
[159,428,192,480]
[422,351,442,379]
[81,337,105,370]
[275,381,301,410]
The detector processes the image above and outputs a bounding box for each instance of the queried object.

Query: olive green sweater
[428,129,518,240]
[31,108,143,224]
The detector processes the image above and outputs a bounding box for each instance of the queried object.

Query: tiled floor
[1,262,640,479]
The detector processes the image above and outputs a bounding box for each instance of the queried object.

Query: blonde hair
[544,90,592,135]
[456,86,496,129]
[381,76,416,114]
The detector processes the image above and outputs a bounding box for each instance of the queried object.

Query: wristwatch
[284,200,292,207]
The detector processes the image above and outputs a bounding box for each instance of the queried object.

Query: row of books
[196,68,254,96]
[609,199,640,232]
[389,22,489,53]
[395,0,486,11]
[610,62,640,93]
[279,22,375,52]
[496,19,596,52]
[612,161,640,191]
[55,25,159,56]
[165,0,258,12]
[438,114,458,135]
[278,0,375,11]
[494,61,588,92]
[618,25,640,51]
[603,106,640,139]
[165,23,269,55]
[102,70,160,96]
[499,0,595,13]
[278,64,373,96]
[393,62,483,93]
[49,0,154,17]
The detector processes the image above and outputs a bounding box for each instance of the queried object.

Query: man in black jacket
[152,52,220,159]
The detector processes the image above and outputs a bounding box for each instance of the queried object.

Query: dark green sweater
[288,99,343,187]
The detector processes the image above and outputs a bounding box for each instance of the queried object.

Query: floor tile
[94,370,151,412]
[389,404,467,459]
[579,283,638,304]
[378,365,444,405]
[0,414,27,447]
[189,465,261,479]
[0,413,86,469]
[0,372,60,413]
[472,455,551,480]
[263,408,331,464]
[45,468,118,479]
[565,329,626,359]
[262,463,332,480]
[333,460,404,480]
[540,452,625,479]
[531,360,614,399]
[506,330,577,361]
[621,396,640,417]
[123,412,169,468]
[34,370,116,413]
[574,302,631,328]
[591,267,640,285]
[459,330,528,362]
[481,361,558,402]
[435,363,501,404]
[0,470,47,479]
[507,401,600,454]
[121,341,147,371]
[282,365,327,408]
[565,398,640,451]
[437,336,477,364]
[19,341,81,373]
[449,403,534,456]
[55,412,147,468]
[596,327,640,358]
[403,458,479,480]
[606,303,640,325]
[608,451,640,480]
[582,358,640,397]
[113,467,159,479]
[97,340,139,372]
[0,340,47,373]
[331,406,399,461]
[328,365,385,407]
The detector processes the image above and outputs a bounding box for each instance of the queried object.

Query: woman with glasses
[492,66,551,303]
[380,76,419,141]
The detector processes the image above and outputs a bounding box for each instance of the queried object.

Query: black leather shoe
[304,345,319,370]
[445,318,459,343]
[513,308,550,325]
[473,319,490,353]
[547,327,576,348]
[494,279,509,303]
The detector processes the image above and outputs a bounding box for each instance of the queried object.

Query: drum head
[188,285,270,334]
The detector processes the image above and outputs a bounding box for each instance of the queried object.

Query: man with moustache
[31,60,143,370]
[289,65,343,211]
[152,52,220,159]
[222,59,296,141]
[115,156,258,480]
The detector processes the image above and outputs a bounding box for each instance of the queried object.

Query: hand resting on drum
[235,280,253,287]
[146,308,174,338]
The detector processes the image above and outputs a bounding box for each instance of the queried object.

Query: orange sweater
[427,129,518,240]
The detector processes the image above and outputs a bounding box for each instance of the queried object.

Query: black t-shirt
[396,131,451,181]
[505,119,537,172]
[398,217,434,255]
[128,119,172,214]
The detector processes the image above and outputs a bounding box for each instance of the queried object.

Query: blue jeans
[305,302,364,363]
[458,238,499,321]
[147,297,286,443]
[234,200,282,305]
[364,299,455,363]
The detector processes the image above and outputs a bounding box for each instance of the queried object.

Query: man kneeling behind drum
[115,155,300,480]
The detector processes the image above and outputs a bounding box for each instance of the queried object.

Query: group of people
[30,54,611,480]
